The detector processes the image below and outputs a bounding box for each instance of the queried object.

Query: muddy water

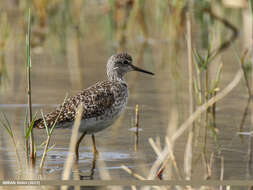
[0,1,252,183]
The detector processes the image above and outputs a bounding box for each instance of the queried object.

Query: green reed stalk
[26,8,35,167]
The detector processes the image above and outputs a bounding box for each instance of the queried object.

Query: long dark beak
[131,64,154,75]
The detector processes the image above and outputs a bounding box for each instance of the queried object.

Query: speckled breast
[79,82,129,134]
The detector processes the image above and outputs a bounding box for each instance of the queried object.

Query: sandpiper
[35,53,154,160]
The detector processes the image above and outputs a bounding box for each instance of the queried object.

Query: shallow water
[0,1,253,185]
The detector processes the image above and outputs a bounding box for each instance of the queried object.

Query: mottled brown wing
[35,81,115,129]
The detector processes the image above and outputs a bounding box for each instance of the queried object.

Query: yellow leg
[91,134,99,156]
[75,131,87,161]
[90,154,97,179]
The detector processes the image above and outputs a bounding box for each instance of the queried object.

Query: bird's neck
[108,70,126,84]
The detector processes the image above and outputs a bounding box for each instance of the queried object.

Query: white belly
[79,115,118,134]
[56,105,125,134]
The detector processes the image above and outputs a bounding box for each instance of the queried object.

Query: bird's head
[107,53,154,81]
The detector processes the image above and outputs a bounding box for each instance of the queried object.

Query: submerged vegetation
[0,0,252,189]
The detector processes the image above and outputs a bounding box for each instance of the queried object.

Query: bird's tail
[34,110,61,129]
[34,118,44,129]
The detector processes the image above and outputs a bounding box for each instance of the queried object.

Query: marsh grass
[135,104,140,152]
[193,47,222,152]
[192,45,223,179]
[0,110,39,175]
[233,48,252,97]
[39,95,68,170]
[0,94,78,180]
[24,111,38,167]
[189,5,239,159]
[0,8,40,172]
[25,8,37,167]
[0,8,69,178]
[233,47,252,143]
[121,70,242,189]
[0,112,22,171]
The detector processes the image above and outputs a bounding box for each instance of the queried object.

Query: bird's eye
[123,60,129,64]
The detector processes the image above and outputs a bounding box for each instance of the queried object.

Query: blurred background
[0,0,253,186]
